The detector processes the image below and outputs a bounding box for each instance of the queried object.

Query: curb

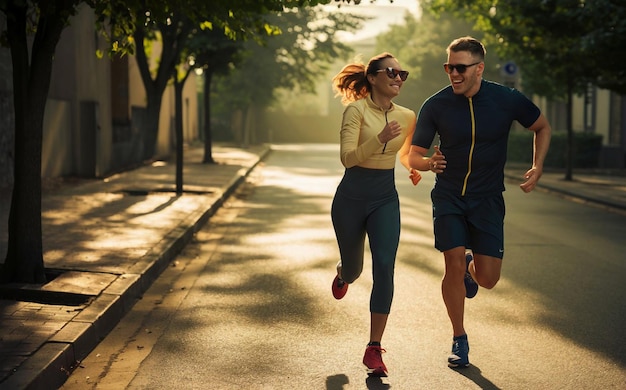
[504,172,626,213]
[2,147,271,390]
[536,182,626,212]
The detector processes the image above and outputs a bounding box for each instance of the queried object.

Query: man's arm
[520,113,552,193]
[409,145,430,171]
[409,145,445,173]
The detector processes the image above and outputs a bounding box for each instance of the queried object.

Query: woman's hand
[409,168,422,185]
[378,120,402,144]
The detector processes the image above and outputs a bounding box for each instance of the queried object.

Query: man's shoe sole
[447,360,470,368]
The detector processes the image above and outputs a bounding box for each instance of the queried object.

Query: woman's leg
[370,313,389,343]
[331,193,366,283]
[361,195,399,377]
[366,195,400,338]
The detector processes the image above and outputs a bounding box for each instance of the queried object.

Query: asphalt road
[61,144,626,390]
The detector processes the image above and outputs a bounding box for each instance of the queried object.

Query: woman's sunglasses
[377,67,409,81]
[443,62,481,74]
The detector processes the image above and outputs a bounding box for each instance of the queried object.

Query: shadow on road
[451,365,501,390]
[326,373,349,389]
[365,375,392,389]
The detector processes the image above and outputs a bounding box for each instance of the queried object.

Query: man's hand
[520,167,542,193]
[429,146,446,172]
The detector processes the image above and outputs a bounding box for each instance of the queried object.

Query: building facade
[0,4,200,189]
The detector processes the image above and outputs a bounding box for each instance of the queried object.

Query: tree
[105,0,353,161]
[189,29,243,164]
[423,0,626,180]
[106,1,345,191]
[0,0,361,283]
[173,53,195,194]
[0,0,121,283]
[170,19,244,191]
[212,6,361,142]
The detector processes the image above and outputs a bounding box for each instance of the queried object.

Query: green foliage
[422,0,626,98]
[375,8,486,110]
[187,28,243,77]
[580,0,626,94]
[89,0,324,57]
[212,5,362,114]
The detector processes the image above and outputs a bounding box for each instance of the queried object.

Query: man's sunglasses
[377,67,409,81]
[443,62,481,74]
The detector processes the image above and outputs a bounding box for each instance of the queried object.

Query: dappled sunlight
[472,277,550,325]
[400,230,434,249]
[277,213,333,229]
[108,195,196,222]
[196,258,324,326]
[244,217,332,243]
[215,214,337,267]
[41,192,218,269]
[243,235,336,263]
[211,147,263,163]
[43,193,125,224]
[270,144,340,153]
[468,275,624,380]
[262,167,340,196]
[55,144,625,389]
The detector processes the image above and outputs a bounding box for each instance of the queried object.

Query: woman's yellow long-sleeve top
[340,95,416,169]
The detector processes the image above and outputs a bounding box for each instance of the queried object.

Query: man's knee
[475,274,500,289]
[473,254,502,289]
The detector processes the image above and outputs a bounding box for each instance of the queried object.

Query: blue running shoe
[464,252,478,299]
[448,335,470,368]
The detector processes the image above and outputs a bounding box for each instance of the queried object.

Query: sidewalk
[504,164,626,215]
[0,143,271,390]
[0,147,625,390]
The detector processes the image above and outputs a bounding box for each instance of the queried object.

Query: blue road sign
[503,61,518,76]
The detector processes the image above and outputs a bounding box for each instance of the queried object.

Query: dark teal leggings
[331,167,400,314]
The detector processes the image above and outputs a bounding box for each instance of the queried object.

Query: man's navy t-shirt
[413,79,540,197]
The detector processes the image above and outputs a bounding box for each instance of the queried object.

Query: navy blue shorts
[431,190,505,259]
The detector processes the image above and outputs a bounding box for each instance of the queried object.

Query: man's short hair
[447,36,486,60]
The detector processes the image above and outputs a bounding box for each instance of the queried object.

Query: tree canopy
[423,0,626,98]
[211,5,362,139]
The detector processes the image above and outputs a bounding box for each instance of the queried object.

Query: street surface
[62,144,626,389]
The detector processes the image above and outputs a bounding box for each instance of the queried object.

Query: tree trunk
[143,92,163,161]
[202,71,215,164]
[174,69,192,194]
[1,2,72,283]
[133,24,181,161]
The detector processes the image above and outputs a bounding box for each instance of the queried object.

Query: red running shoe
[331,275,348,299]
[363,345,388,377]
